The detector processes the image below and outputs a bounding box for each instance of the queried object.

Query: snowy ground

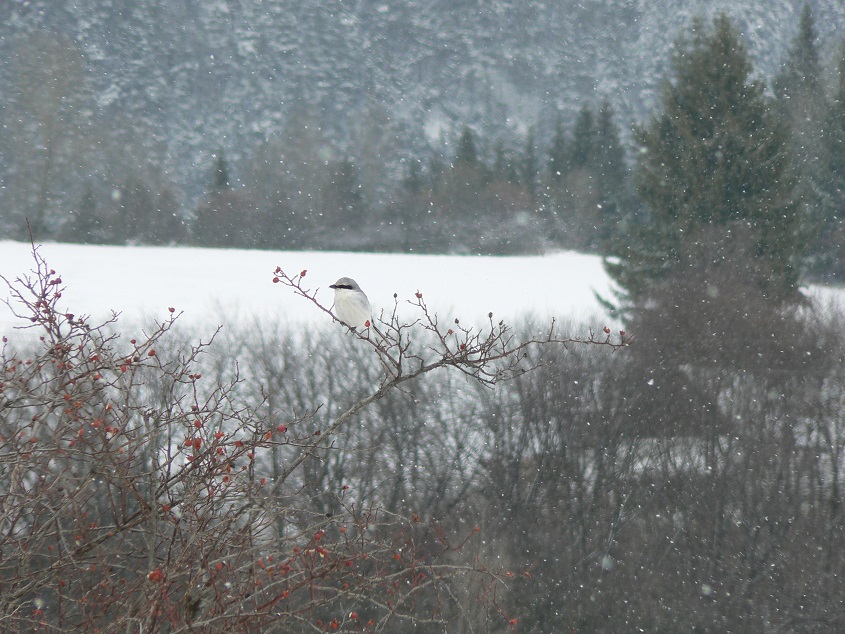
[0,241,622,336]
[2,240,843,338]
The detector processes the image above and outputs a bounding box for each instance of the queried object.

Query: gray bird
[329,277,373,331]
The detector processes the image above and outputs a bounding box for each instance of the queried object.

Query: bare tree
[0,247,625,632]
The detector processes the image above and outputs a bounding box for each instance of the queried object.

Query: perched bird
[329,277,373,331]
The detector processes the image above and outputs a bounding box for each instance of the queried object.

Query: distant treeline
[1,7,844,280]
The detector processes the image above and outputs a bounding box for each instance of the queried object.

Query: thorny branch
[268,265,630,493]
[274,265,629,386]
[1,246,536,632]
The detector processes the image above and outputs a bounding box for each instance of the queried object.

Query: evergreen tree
[590,99,628,247]
[773,4,822,102]
[521,126,538,200]
[213,148,231,192]
[606,14,802,311]
[321,158,363,235]
[827,48,845,219]
[811,43,845,277]
[194,151,253,248]
[403,158,425,196]
[115,174,154,243]
[773,3,827,261]
[62,182,101,244]
[143,187,185,245]
[492,139,519,185]
[591,99,626,188]
[548,114,567,183]
[569,105,595,169]
[455,127,478,166]
[428,152,446,194]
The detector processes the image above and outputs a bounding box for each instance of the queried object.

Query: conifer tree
[569,105,595,168]
[403,158,425,196]
[826,49,845,218]
[522,126,538,200]
[213,148,231,192]
[591,99,626,191]
[773,4,827,264]
[548,114,567,183]
[606,14,802,311]
[811,42,845,277]
[455,127,478,166]
[591,98,628,246]
[63,182,101,244]
[773,4,822,103]
[194,149,252,247]
[321,157,363,234]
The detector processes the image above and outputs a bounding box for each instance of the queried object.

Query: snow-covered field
[2,240,843,337]
[0,241,622,336]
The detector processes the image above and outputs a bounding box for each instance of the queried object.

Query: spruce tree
[63,182,101,244]
[492,139,519,185]
[826,50,845,220]
[773,4,827,269]
[569,105,595,168]
[811,43,845,277]
[522,126,538,200]
[606,14,802,310]
[773,4,822,103]
[590,98,628,246]
[548,114,567,183]
[455,127,478,166]
[591,99,626,192]
[403,158,424,196]
[213,148,231,192]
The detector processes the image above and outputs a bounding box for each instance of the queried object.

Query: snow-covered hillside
[0,241,621,335]
[3,1,842,200]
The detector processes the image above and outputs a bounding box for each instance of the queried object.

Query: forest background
[4,2,845,632]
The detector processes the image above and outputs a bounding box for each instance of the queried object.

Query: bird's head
[330,277,360,292]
